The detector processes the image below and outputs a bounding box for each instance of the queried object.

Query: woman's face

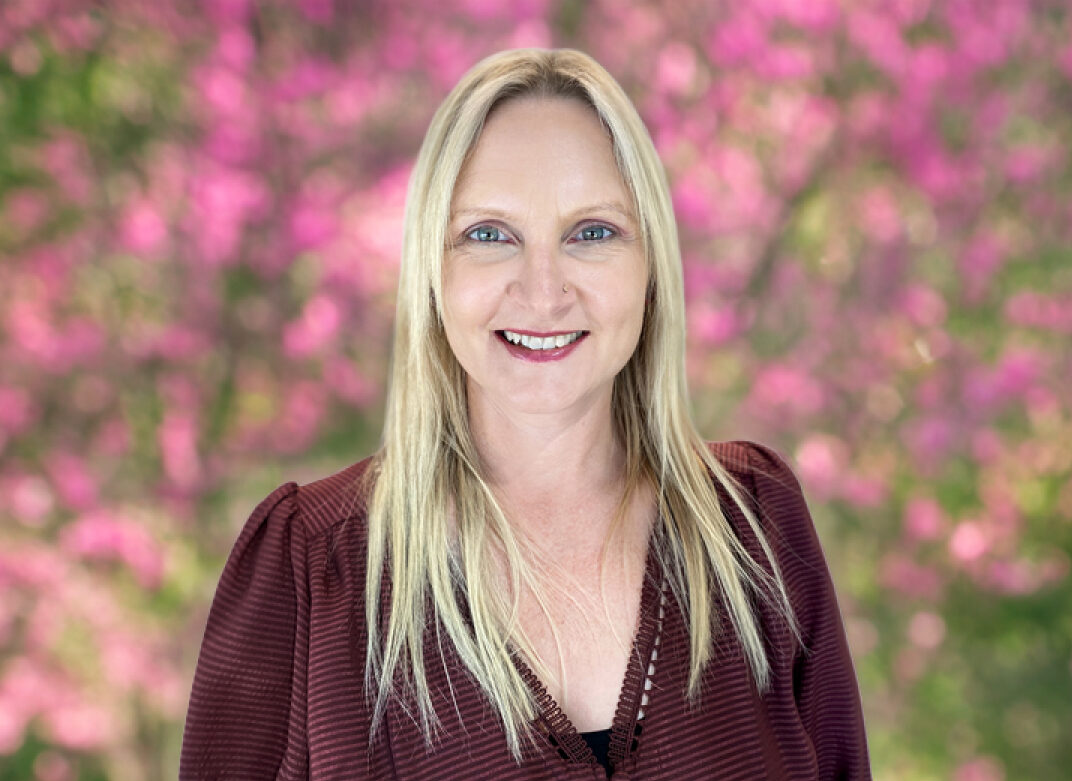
[442,96,648,418]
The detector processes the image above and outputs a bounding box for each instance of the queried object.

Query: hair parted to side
[362,47,799,759]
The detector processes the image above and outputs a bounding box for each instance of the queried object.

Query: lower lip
[497,332,588,362]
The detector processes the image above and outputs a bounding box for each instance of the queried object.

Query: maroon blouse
[180,440,870,779]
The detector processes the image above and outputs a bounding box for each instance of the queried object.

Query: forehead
[451,96,630,213]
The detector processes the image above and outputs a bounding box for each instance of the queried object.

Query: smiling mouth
[496,329,588,350]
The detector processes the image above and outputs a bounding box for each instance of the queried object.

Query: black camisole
[580,727,612,776]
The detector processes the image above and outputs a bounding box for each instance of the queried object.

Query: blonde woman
[181,49,870,780]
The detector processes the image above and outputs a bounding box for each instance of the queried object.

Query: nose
[510,241,572,316]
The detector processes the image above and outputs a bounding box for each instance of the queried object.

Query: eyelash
[463,223,618,244]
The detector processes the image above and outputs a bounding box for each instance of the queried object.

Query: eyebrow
[450,200,637,224]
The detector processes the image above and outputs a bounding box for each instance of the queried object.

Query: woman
[180,49,869,780]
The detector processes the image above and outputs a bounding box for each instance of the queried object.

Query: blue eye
[467,225,508,242]
[574,224,615,242]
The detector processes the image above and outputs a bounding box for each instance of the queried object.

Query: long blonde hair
[362,48,797,757]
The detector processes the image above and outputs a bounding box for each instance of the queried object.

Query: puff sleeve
[180,482,310,780]
[747,442,871,780]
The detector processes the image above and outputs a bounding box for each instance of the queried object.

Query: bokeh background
[2,1,1070,779]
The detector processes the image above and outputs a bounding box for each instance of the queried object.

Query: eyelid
[462,221,516,243]
[568,221,619,242]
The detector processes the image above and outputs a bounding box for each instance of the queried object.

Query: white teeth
[502,330,584,350]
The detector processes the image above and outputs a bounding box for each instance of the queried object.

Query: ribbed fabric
[180,440,870,780]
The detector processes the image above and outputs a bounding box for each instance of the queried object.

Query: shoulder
[707,439,840,630]
[704,439,824,582]
[213,454,378,608]
[290,453,378,541]
[705,438,794,476]
[704,439,802,500]
[705,438,813,539]
[223,454,377,573]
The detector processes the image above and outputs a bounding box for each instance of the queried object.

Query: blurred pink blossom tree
[1,1,1070,779]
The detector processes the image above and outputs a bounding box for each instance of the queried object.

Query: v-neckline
[510,537,665,772]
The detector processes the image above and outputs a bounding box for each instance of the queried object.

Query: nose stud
[562,283,569,293]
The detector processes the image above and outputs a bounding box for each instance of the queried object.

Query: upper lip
[498,328,587,337]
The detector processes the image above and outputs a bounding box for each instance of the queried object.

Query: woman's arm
[748,442,872,780]
[180,482,310,781]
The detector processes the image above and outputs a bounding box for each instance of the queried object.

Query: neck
[467,383,626,526]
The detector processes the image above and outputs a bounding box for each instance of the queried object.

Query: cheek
[609,263,649,329]
[441,264,497,342]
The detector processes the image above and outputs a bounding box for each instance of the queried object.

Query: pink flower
[906,43,951,97]
[214,25,255,70]
[158,410,202,492]
[900,416,955,473]
[59,510,165,588]
[184,165,270,267]
[794,434,849,499]
[671,175,714,230]
[506,19,552,50]
[879,553,945,600]
[993,348,1043,399]
[970,428,1003,463]
[0,545,69,589]
[0,385,39,435]
[197,64,250,115]
[324,358,376,408]
[959,233,1006,300]
[298,0,334,24]
[756,45,815,81]
[0,700,29,754]
[858,187,902,244]
[203,0,253,25]
[274,58,337,102]
[273,381,327,454]
[766,0,841,33]
[899,284,947,327]
[1004,143,1057,184]
[3,188,49,233]
[8,473,54,527]
[949,520,989,563]
[119,198,169,256]
[688,304,740,347]
[846,9,908,77]
[904,496,946,542]
[288,199,339,251]
[751,365,826,418]
[708,13,768,69]
[963,348,1043,411]
[44,451,99,511]
[656,43,696,96]
[39,137,92,205]
[154,325,211,361]
[93,417,131,458]
[982,559,1039,595]
[339,170,408,290]
[946,0,1021,70]
[282,294,342,358]
[1061,42,1072,79]
[1004,291,1072,333]
[907,610,946,649]
[840,474,887,508]
[33,751,74,781]
[953,756,1006,781]
[42,701,121,751]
